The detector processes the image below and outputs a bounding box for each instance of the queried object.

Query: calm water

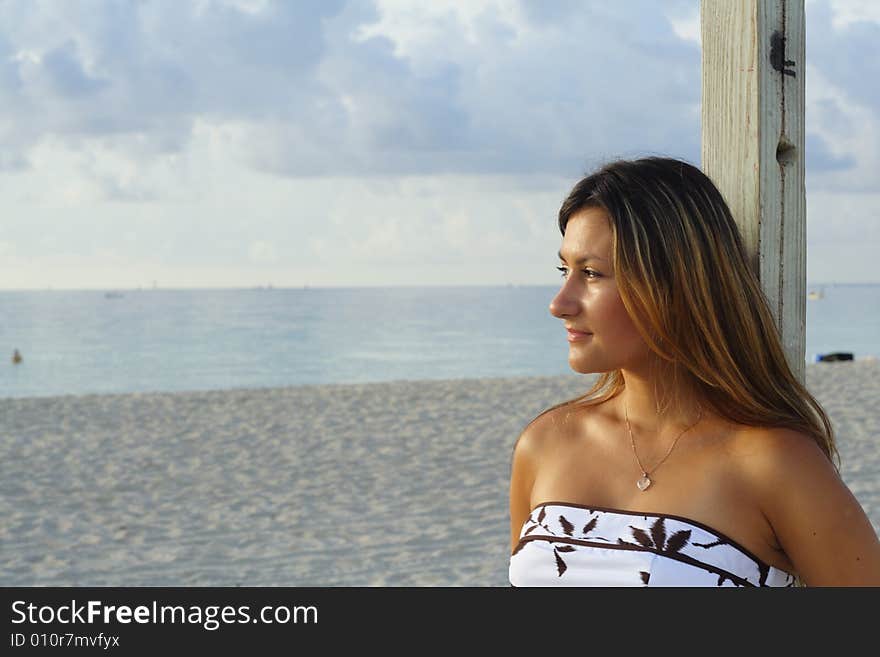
[0,284,877,399]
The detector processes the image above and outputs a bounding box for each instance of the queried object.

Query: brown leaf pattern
[664,529,692,554]
[554,549,567,576]
[630,527,653,549]
[559,514,575,536]
[623,520,693,556]
[582,517,598,535]
[512,505,796,587]
[650,517,667,551]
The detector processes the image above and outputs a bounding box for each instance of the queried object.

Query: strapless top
[509,502,796,587]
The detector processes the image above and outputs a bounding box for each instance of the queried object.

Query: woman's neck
[614,367,707,443]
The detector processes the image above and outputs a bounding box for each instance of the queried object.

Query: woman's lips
[567,329,593,342]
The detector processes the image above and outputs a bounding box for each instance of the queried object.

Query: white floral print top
[510,502,796,587]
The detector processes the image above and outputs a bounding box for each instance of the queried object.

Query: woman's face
[549,206,650,374]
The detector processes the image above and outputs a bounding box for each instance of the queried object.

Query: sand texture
[1,361,877,586]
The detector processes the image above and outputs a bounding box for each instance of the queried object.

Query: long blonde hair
[533,156,838,470]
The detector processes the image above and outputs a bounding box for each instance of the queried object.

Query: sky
[0,0,877,290]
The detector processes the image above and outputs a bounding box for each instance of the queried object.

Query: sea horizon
[2,284,877,400]
[0,280,877,292]
[0,281,880,293]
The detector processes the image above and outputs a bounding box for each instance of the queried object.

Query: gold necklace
[625,401,703,492]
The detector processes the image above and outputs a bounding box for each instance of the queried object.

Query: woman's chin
[567,360,600,375]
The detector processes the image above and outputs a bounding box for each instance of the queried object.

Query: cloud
[0,1,347,171]
[0,0,876,187]
[40,40,109,97]
[0,0,878,287]
[0,0,701,182]
[806,132,857,172]
[333,0,702,175]
[824,0,880,29]
[803,0,880,190]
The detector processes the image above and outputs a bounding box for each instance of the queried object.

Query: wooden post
[701,0,806,383]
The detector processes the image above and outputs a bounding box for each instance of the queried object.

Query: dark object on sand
[12,349,22,364]
[816,352,854,362]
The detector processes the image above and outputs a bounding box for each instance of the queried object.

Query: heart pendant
[636,475,651,491]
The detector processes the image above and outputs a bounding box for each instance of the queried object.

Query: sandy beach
[1,360,877,586]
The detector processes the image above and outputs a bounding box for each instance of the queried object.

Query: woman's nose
[549,284,578,318]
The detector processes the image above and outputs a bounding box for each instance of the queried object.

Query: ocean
[1,284,877,399]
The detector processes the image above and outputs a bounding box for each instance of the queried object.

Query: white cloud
[195,0,273,17]
[668,5,700,44]
[822,0,880,28]
[806,65,880,191]
[355,0,525,64]
[0,0,877,288]
[0,0,702,179]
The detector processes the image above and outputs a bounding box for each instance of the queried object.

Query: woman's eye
[557,266,599,279]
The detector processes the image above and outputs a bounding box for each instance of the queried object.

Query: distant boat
[105,291,124,299]
[807,287,824,300]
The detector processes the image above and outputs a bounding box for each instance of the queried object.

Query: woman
[508,157,880,586]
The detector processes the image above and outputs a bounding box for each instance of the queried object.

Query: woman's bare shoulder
[724,425,844,531]
[726,425,829,469]
[728,425,880,584]
[515,401,599,456]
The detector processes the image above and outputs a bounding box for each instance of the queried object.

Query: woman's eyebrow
[558,250,606,263]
